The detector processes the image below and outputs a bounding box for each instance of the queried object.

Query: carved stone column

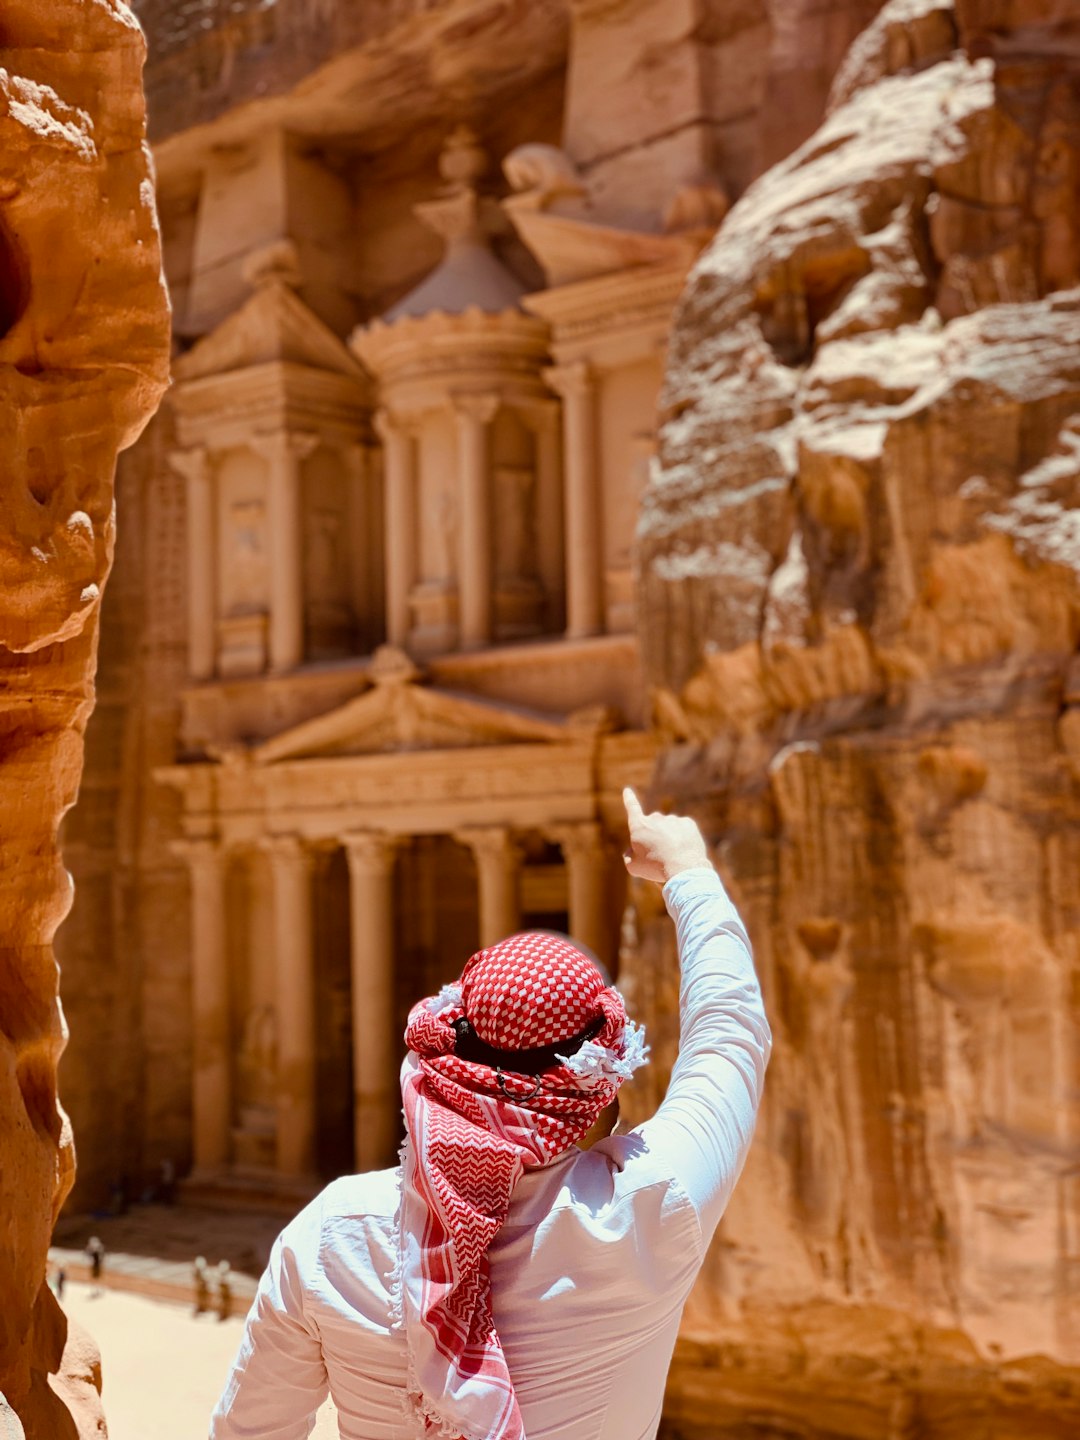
[550,821,608,958]
[170,447,216,681]
[453,393,500,650]
[174,838,231,1173]
[375,409,417,647]
[254,430,319,673]
[544,361,603,638]
[458,826,522,947]
[342,832,405,1171]
[263,835,318,1179]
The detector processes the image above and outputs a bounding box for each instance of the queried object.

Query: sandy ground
[62,1282,337,1439]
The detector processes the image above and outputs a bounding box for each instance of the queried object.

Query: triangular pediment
[503,197,693,288]
[175,281,366,383]
[253,649,571,764]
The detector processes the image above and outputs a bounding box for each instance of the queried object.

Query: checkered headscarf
[398,931,648,1440]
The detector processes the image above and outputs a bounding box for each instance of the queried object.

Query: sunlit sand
[61,1282,337,1439]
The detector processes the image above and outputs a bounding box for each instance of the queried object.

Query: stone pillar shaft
[376,411,416,648]
[458,827,522,947]
[265,836,317,1179]
[551,822,608,958]
[260,432,317,673]
[177,839,232,1173]
[454,394,500,650]
[172,448,216,681]
[546,362,603,638]
[343,833,403,1171]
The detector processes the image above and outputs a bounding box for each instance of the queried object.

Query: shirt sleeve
[633,865,772,1243]
[210,1223,328,1440]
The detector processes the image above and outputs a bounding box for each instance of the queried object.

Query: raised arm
[623,789,772,1242]
[210,1222,328,1440]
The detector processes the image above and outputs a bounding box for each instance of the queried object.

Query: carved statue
[503,144,587,206]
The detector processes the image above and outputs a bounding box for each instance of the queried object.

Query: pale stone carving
[502,144,587,207]
[354,134,551,655]
[76,0,870,1232]
[0,2,169,1434]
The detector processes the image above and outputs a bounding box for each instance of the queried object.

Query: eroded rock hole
[756,251,871,367]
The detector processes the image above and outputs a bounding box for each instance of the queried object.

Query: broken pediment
[175,275,367,384]
[252,646,573,763]
[501,143,712,289]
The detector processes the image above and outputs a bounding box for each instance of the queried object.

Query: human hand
[622,787,712,885]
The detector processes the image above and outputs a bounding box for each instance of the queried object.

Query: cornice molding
[171,359,369,446]
[523,258,693,346]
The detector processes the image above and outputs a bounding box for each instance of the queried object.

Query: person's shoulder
[280,1168,399,1250]
[537,1132,697,1219]
[311,1167,399,1223]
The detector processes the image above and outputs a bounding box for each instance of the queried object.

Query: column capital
[250,428,321,464]
[341,830,407,877]
[455,825,523,865]
[259,833,317,870]
[168,446,211,484]
[547,820,605,859]
[373,408,399,444]
[374,408,421,443]
[171,835,225,869]
[451,391,500,427]
[543,360,593,400]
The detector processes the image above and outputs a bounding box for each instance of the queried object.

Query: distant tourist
[211,790,772,1440]
[49,1265,66,1303]
[193,1256,210,1317]
[217,1261,233,1322]
[85,1237,105,1297]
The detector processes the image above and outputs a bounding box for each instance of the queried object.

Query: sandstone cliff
[634,1,1080,1434]
[0,2,170,1434]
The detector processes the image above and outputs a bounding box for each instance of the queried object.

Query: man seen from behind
[211,787,772,1440]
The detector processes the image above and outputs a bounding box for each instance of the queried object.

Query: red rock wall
[131,0,570,142]
[0,2,170,1434]
[634,1,1080,1434]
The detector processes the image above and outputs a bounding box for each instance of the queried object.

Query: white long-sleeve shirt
[211,866,772,1440]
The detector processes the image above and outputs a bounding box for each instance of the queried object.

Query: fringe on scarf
[394,1136,477,1440]
[557,1014,649,1084]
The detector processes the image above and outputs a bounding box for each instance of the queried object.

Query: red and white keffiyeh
[396,931,648,1440]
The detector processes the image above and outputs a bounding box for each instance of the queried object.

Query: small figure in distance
[217,1261,233,1323]
[85,1236,105,1298]
[193,1255,210,1318]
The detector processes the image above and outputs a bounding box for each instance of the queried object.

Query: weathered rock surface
[635,1,1080,1434]
[0,1,170,1434]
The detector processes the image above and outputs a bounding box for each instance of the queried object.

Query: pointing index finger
[622,786,645,823]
